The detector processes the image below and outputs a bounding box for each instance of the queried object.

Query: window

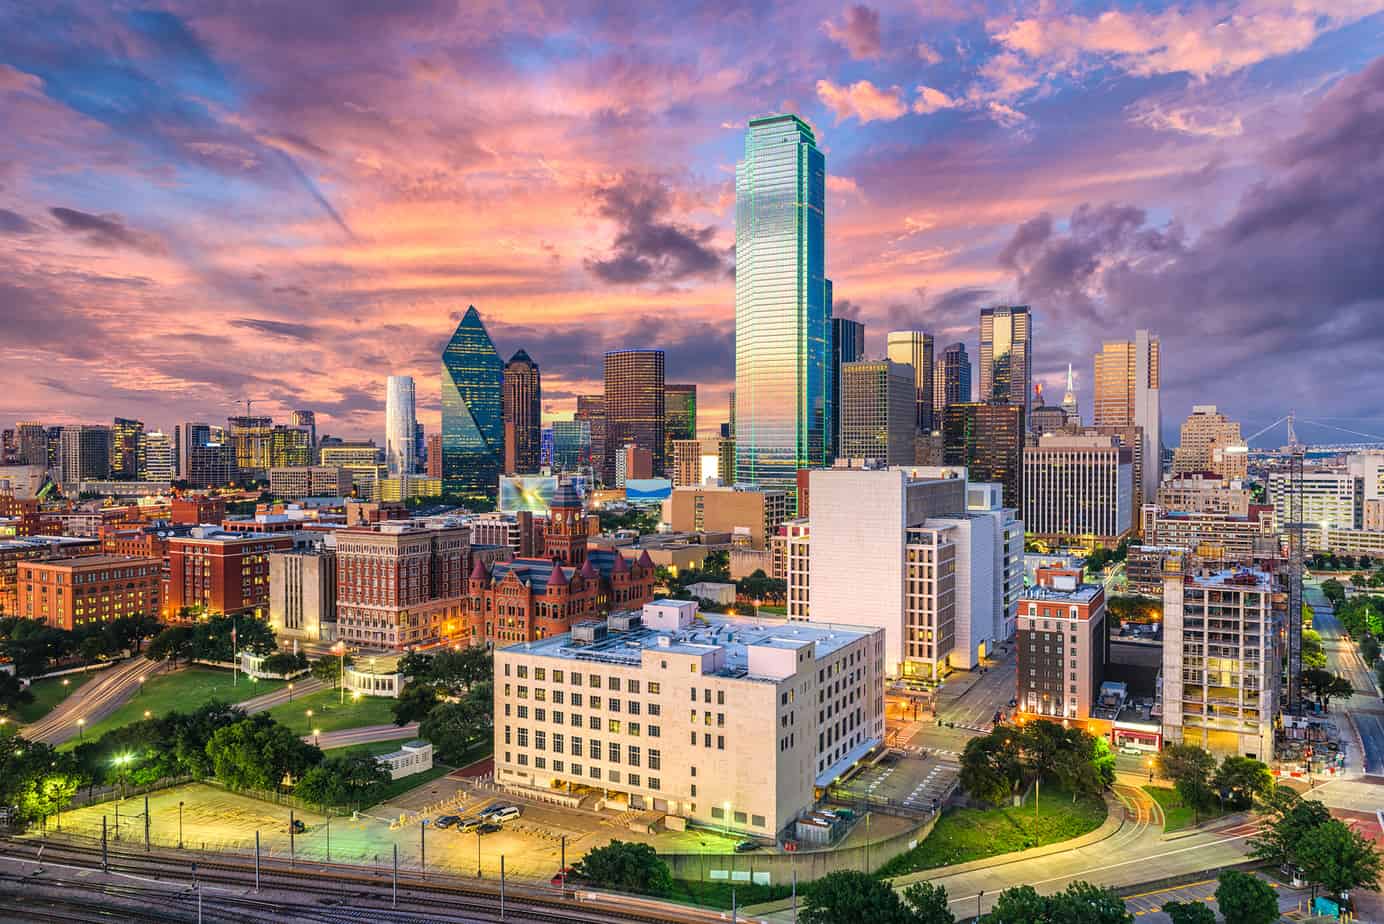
[648,749,661,770]
[734,811,747,824]
[517,728,528,747]
[649,777,661,791]
[535,688,546,702]
[608,719,622,734]
[648,725,660,738]
[752,814,765,828]
[572,693,583,707]
[589,674,601,688]
[590,696,602,710]
[553,670,564,684]
[627,745,641,767]
[648,681,660,694]
[517,685,528,699]
[553,690,564,705]
[571,736,582,756]
[647,702,660,717]
[535,731,546,750]
[690,783,697,797]
[711,806,724,820]
[589,716,599,730]
[570,713,582,727]
[589,766,601,780]
[518,753,528,766]
[628,723,640,736]
[628,701,640,716]
[535,756,546,770]
[628,774,640,788]
[535,667,546,681]
[517,665,528,679]
[608,770,620,783]
[552,711,563,725]
[717,736,725,750]
[553,760,564,773]
[717,690,725,705]
[608,675,619,691]
[589,739,600,759]
[534,708,545,722]
[553,733,564,752]
[608,699,621,713]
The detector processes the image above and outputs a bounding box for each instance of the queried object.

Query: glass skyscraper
[441,306,504,502]
[979,305,1032,418]
[603,350,665,481]
[830,316,864,459]
[385,375,417,477]
[734,114,829,506]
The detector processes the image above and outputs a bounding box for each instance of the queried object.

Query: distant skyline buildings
[384,375,417,478]
[933,342,971,418]
[603,349,665,482]
[886,330,935,433]
[734,114,829,506]
[830,316,866,458]
[441,306,504,502]
[979,306,1032,419]
[1094,330,1162,503]
[502,350,542,475]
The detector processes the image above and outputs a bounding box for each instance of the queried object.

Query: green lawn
[14,671,96,723]
[61,666,284,748]
[876,785,1107,878]
[667,878,793,910]
[1142,785,1227,833]
[264,687,398,735]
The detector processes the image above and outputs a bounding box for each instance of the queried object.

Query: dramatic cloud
[584,173,725,285]
[823,5,883,59]
[816,79,907,124]
[49,207,164,253]
[0,208,37,233]
[229,318,321,340]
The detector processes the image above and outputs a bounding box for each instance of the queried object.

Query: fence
[67,775,194,811]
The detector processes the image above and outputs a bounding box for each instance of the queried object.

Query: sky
[2,1,1383,448]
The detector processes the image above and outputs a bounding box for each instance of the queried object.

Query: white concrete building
[492,600,884,839]
[1268,470,1361,537]
[1022,434,1134,545]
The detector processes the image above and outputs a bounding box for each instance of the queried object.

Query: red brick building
[18,554,161,630]
[0,535,101,614]
[162,528,293,619]
[170,496,227,526]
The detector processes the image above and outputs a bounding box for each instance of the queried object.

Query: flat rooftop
[24,554,154,569]
[1189,567,1273,589]
[504,614,873,679]
[1020,583,1103,604]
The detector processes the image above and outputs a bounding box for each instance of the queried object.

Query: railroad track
[0,837,734,923]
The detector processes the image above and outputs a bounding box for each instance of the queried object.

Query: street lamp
[178,800,184,849]
[287,682,294,702]
[137,675,145,696]
[335,641,347,706]
[305,709,314,736]
[76,718,85,741]
[313,727,321,746]
[112,753,133,798]
[143,710,152,720]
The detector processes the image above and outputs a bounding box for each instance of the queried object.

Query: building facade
[942,402,1025,512]
[932,342,972,420]
[838,360,916,466]
[1022,434,1134,546]
[110,417,144,481]
[502,351,542,475]
[442,306,505,502]
[1093,330,1161,503]
[1144,506,1280,563]
[575,396,607,484]
[830,317,866,459]
[268,548,337,641]
[163,528,294,618]
[734,115,828,507]
[1268,470,1361,534]
[664,384,697,465]
[604,350,666,482]
[492,600,885,839]
[269,466,353,499]
[978,306,1032,418]
[886,331,935,432]
[59,425,113,485]
[1015,567,1107,721]
[386,375,418,478]
[18,554,161,630]
[665,485,789,549]
[1172,406,1248,481]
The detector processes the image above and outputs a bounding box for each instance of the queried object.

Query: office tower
[15,422,48,467]
[838,360,916,465]
[1022,434,1134,546]
[1094,330,1161,500]
[290,410,316,461]
[575,396,607,483]
[140,431,176,481]
[1073,424,1147,518]
[441,306,504,502]
[734,115,829,505]
[385,375,418,478]
[183,443,237,488]
[978,306,1032,416]
[1268,470,1362,537]
[551,420,592,473]
[414,423,426,472]
[1144,506,1279,564]
[717,437,736,485]
[492,600,883,839]
[830,317,866,457]
[1172,405,1247,481]
[178,422,212,480]
[932,342,971,419]
[426,432,443,479]
[1016,566,1107,721]
[110,417,144,480]
[226,415,274,479]
[728,388,736,439]
[942,402,1026,511]
[603,350,665,481]
[320,441,386,501]
[665,383,697,463]
[667,484,788,547]
[502,350,542,475]
[267,425,311,468]
[59,425,112,485]
[1162,563,1282,758]
[671,439,705,488]
[1030,387,1069,435]
[886,331,935,432]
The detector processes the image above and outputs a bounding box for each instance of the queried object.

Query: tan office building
[1172,406,1247,481]
[665,486,788,549]
[839,359,917,466]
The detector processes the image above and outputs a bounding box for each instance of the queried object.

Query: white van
[489,805,521,823]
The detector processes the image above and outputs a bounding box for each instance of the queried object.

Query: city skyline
[2,4,1383,446]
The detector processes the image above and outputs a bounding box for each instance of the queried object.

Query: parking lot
[1122,873,1306,921]
[832,753,959,814]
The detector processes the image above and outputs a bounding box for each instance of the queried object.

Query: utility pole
[289,810,296,867]
[144,795,150,851]
[420,820,427,879]
[255,831,260,892]
[101,816,108,872]
[393,844,398,908]
[501,855,506,920]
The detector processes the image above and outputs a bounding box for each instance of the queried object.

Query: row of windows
[506,663,658,696]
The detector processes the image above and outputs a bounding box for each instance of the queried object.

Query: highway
[22,656,156,745]
[1305,579,1384,775]
[311,722,419,750]
[238,678,326,714]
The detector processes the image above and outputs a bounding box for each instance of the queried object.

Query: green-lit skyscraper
[442,305,504,503]
[733,114,829,508]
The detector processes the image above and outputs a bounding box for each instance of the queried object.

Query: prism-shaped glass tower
[734,114,829,511]
[442,306,504,502]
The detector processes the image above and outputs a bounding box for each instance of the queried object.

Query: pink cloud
[816,78,908,123]
[823,5,883,59]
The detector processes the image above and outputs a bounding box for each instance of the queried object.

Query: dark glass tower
[502,349,542,474]
[830,316,864,460]
[942,402,1025,511]
[603,350,665,482]
[442,306,504,502]
[933,341,972,419]
[664,383,697,461]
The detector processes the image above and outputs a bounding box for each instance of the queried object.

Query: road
[898,644,1017,759]
[311,722,419,750]
[22,655,155,745]
[1306,579,1384,775]
[238,677,325,714]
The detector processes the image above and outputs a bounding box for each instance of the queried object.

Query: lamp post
[178,801,184,849]
[287,682,294,703]
[305,709,314,736]
[137,675,145,696]
[143,710,152,720]
[76,718,85,741]
[313,727,321,747]
[336,641,347,706]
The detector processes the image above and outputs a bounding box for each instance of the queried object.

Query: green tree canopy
[1296,818,1383,899]
[902,882,956,924]
[1212,756,1274,810]
[206,714,321,791]
[802,870,918,924]
[1251,794,1332,868]
[1214,871,1278,924]
[1162,900,1216,924]
[296,754,389,809]
[572,840,672,896]
[391,682,440,726]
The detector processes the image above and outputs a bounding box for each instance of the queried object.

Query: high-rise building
[14,422,47,467]
[575,396,607,483]
[183,442,237,488]
[110,417,144,480]
[335,521,472,649]
[886,331,935,432]
[932,342,971,419]
[1094,331,1161,501]
[502,350,542,474]
[442,306,504,502]
[1172,405,1247,481]
[178,422,211,480]
[551,420,592,473]
[59,425,112,485]
[415,422,426,473]
[1162,563,1283,758]
[978,306,1032,417]
[942,402,1025,512]
[604,350,665,481]
[226,415,274,479]
[140,430,176,481]
[268,466,353,499]
[267,425,311,469]
[1268,470,1362,534]
[1060,364,1080,423]
[385,375,418,478]
[734,115,829,507]
[290,410,316,462]
[664,383,697,463]
[838,360,916,465]
[320,441,386,501]
[1022,434,1134,546]
[1071,424,1148,522]
[1016,566,1108,722]
[426,432,443,479]
[830,317,866,456]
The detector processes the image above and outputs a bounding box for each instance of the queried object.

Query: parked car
[456,818,484,833]
[488,805,521,823]
[476,822,502,835]
[734,839,759,853]
[478,803,516,819]
[1118,745,1143,756]
[286,819,306,834]
[434,815,460,829]
[550,867,580,886]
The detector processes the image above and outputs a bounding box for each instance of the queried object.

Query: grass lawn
[14,671,96,723]
[61,666,285,748]
[876,785,1107,878]
[1142,785,1227,833]
[264,687,398,735]
[666,879,792,910]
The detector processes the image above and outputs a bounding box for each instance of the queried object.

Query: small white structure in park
[377,741,434,780]
[344,652,408,698]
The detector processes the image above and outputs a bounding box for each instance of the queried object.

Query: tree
[258,651,306,677]
[802,870,916,924]
[0,670,35,716]
[959,732,1020,805]
[1213,756,1273,811]
[1301,668,1354,710]
[391,682,440,725]
[1161,900,1216,924]
[1250,795,1331,868]
[296,754,389,809]
[310,653,353,688]
[1214,871,1278,924]
[206,715,321,791]
[1301,629,1327,670]
[0,736,85,825]
[983,881,1130,923]
[1296,818,1383,900]
[418,681,492,763]
[145,625,196,663]
[983,885,1048,923]
[572,841,672,897]
[1157,743,1216,817]
[902,882,956,924]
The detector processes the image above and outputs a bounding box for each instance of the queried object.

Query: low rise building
[0,535,101,612]
[1126,545,1186,596]
[268,548,338,641]
[269,466,353,500]
[344,652,408,698]
[665,486,788,550]
[1144,505,1279,564]
[492,600,885,839]
[378,740,434,779]
[18,554,161,630]
[684,581,736,605]
[1157,473,1253,518]
[163,527,295,619]
[1015,567,1107,722]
